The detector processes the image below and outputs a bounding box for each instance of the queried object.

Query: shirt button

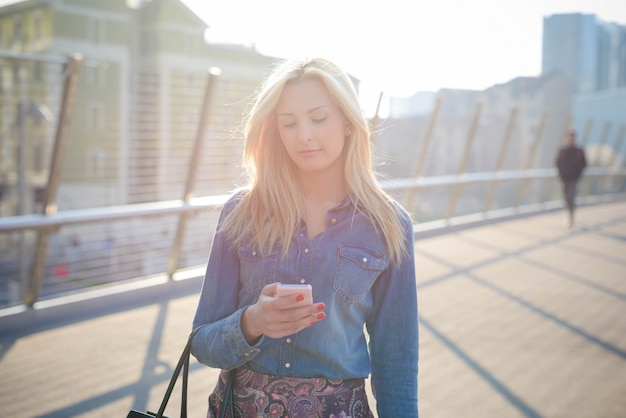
[252,251,256,256]
[285,363,291,368]
[331,218,337,224]
[300,278,306,284]
[362,257,368,263]
[304,248,310,253]
[286,338,292,343]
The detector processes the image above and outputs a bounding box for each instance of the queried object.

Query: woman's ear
[345,124,352,136]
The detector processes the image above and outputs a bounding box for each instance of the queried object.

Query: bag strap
[181,344,191,418]
[154,327,203,418]
[219,369,235,418]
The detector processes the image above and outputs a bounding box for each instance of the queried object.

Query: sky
[3,0,623,111]
[182,0,626,111]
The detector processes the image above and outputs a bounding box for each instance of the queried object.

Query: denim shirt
[191,193,419,417]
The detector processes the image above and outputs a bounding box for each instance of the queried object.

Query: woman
[191,57,418,417]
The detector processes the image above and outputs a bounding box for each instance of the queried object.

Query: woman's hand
[241,282,326,344]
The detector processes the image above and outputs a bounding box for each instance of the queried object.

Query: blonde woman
[191,57,418,417]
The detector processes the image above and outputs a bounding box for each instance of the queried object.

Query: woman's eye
[312,117,327,124]
[282,122,296,128]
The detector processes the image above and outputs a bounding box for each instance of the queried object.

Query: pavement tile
[0,201,625,417]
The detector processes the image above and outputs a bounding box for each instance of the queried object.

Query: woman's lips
[298,149,320,157]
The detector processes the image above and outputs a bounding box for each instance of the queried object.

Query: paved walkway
[1,201,625,417]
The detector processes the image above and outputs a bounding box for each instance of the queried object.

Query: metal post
[483,106,518,214]
[600,124,625,192]
[373,92,383,124]
[167,67,221,278]
[581,121,611,197]
[514,110,548,208]
[17,64,29,300]
[369,91,384,143]
[25,54,83,306]
[405,96,442,211]
[445,101,482,220]
[581,118,594,146]
[606,124,626,193]
[375,91,383,117]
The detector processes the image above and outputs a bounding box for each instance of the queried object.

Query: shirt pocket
[334,245,387,304]
[238,245,279,295]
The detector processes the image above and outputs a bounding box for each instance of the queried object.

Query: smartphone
[276,283,313,304]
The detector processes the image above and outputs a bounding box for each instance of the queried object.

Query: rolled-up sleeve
[191,197,263,369]
[367,210,419,417]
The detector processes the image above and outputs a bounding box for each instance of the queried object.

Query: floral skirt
[207,367,374,418]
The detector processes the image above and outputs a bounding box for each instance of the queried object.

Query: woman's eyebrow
[277,105,329,117]
[307,105,329,113]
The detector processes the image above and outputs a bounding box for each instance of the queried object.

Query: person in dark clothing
[556,131,587,227]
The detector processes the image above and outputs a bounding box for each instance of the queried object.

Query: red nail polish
[296,294,305,302]
[311,321,317,326]
[317,312,326,320]
[317,303,326,311]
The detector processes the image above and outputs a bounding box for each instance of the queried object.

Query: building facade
[0,0,278,217]
[542,12,626,93]
[542,12,626,163]
[375,72,573,220]
[0,0,280,299]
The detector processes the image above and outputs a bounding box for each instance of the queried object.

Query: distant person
[556,131,587,227]
[190,58,419,417]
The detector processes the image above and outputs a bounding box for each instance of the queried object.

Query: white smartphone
[276,283,313,304]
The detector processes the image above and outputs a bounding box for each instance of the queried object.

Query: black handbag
[127,327,234,418]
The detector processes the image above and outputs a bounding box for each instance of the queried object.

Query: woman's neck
[297,169,347,239]
[297,169,347,209]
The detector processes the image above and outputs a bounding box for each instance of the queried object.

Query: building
[0,0,280,297]
[542,13,626,93]
[379,11,624,192]
[0,0,278,218]
[377,73,573,177]
[573,88,626,167]
[542,12,626,163]
[374,72,573,219]
[388,91,437,118]
[596,20,626,91]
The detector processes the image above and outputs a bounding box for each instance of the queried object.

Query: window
[86,62,107,87]
[13,18,23,43]
[88,18,105,44]
[85,149,108,179]
[97,63,107,87]
[33,62,42,83]
[33,142,44,172]
[34,16,42,41]
[86,65,95,85]
[140,32,156,54]
[187,72,195,87]
[13,62,20,84]
[86,102,105,132]
[184,107,196,129]
[0,59,16,91]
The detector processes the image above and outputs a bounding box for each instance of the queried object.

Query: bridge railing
[1,52,625,310]
[1,167,624,309]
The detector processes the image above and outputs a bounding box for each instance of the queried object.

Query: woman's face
[275,78,349,176]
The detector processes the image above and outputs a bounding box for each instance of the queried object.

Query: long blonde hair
[220,58,409,265]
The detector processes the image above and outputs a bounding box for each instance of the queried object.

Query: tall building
[542,13,626,93]
[596,20,626,91]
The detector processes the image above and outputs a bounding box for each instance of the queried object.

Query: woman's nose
[298,123,313,142]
